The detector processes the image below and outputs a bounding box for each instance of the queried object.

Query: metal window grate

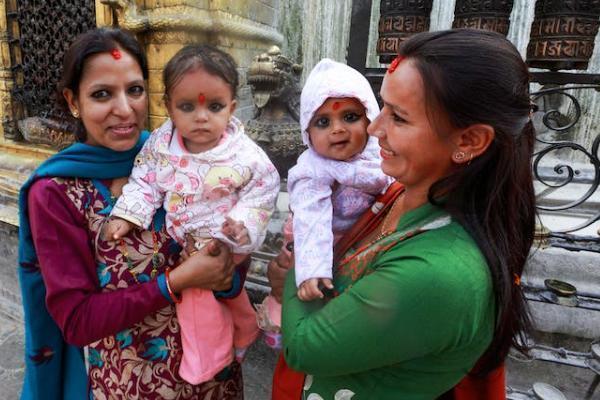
[5,0,96,141]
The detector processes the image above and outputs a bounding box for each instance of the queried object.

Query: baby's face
[308,97,369,161]
[166,67,236,153]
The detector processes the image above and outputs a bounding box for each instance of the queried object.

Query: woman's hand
[168,239,235,293]
[267,246,294,302]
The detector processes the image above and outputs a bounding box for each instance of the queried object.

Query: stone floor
[0,312,278,400]
[4,313,600,399]
[0,314,25,400]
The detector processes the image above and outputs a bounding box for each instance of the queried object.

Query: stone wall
[278,0,354,82]
[97,0,282,129]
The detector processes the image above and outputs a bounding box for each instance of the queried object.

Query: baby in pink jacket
[105,45,280,384]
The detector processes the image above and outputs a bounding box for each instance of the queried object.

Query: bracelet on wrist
[165,267,182,304]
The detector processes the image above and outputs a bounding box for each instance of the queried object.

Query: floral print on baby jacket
[112,116,280,253]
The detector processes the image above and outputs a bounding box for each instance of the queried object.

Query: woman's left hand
[169,239,235,293]
[267,247,294,303]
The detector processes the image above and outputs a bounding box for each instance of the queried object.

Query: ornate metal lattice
[7,0,96,141]
[530,81,600,252]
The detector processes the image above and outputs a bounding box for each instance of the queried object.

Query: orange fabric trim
[271,353,304,400]
[453,365,506,400]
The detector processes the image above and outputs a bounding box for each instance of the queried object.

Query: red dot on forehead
[332,101,341,110]
[387,55,405,74]
[198,94,206,104]
[110,48,122,60]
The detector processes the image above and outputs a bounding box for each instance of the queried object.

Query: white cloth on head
[299,58,380,146]
[289,58,393,287]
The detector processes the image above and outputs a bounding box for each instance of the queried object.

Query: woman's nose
[112,92,133,117]
[367,113,384,137]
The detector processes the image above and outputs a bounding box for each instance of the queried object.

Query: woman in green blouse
[269,29,535,400]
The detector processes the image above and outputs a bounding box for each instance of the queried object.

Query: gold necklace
[378,197,403,240]
[339,196,404,266]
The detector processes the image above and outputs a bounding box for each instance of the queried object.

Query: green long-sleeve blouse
[282,202,495,400]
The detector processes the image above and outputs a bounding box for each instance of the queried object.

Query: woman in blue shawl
[19,28,243,399]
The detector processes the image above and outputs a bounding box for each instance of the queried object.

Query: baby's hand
[104,218,134,241]
[298,278,333,301]
[182,235,222,259]
[222,217,250,246]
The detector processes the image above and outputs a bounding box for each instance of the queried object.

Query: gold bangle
[165,268,182,304]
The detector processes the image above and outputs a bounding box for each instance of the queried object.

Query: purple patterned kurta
[28,177,243,399]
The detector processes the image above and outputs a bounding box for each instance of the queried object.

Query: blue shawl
[18,132,149,400]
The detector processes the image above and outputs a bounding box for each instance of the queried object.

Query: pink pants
[177,287,259,384]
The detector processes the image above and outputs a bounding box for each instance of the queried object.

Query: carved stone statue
[18,117,76,150]
[246,46,304,179]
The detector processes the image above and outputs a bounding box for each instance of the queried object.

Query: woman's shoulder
[377,220,491,295]
[30,176,93,196]
[29,176,97,213]
[417,220,484,261]
[372,220,494,337]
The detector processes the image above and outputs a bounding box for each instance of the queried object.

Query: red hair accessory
[387,55,405,74]
[332,101,341,110]
[513,273,521,286]
[198,93,206,104]
[110,48,122,60]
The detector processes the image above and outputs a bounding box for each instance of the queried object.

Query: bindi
[387,55,405,74]
[332,101,341,110]
[110,48,122,60]
[198,93,206,104]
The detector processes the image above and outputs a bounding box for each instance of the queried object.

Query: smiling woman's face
[367,60,457,193]
[63,47,148,152]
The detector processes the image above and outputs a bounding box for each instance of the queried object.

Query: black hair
[398,28,535,374]
[163,44,239,99]
[58,28,148,141]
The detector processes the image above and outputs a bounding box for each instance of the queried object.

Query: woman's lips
[110,124,136,136]
[380,148,394,159]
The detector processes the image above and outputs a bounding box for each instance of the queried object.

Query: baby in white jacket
[257,59,392,349]
[289,58,393,300]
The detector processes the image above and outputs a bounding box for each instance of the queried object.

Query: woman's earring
[452,151,466,163]
[72,110,80,118]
